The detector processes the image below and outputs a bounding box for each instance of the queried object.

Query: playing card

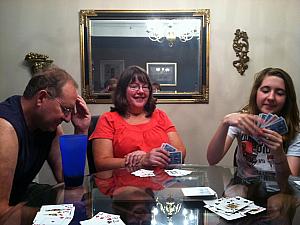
[164,169,192,177]
[94,212,122,224]
[204,196,264,220]
[80,212,125,225]
[33,204,75,225]
[264,113,275,124]
[294,180,300,186]
[40,204,75,219]
[205,196,252,214]
[169,151,182,164]
[161,143,177,152]
[263,117,288,135]
[259,113,268,120]
[33,213,67,225]
[204,197,227,209]
[131,169,155,177]
[263,114,278,127]
[216,196,252,213]
[240,202,266,215]
[205,205,246,220]
[40,204,73,211]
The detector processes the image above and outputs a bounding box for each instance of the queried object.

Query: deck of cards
[161,143,182,164]
[204,196,265,220]
[33,204,75,225]
[252,113,288,142]
[181,187,217,199]
[80,212,125,225]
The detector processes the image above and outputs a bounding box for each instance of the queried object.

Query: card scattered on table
[131,168,191,177]
[33,204,75,225]
[161,143,182,164]
[131,169,155,177]
[181,187,217,198]
[164,168,192,177]
[294,180,300,185]
[80,212,125,225]
[204,196,265,220]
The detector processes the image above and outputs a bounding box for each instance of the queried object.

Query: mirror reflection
[80,10,210,103]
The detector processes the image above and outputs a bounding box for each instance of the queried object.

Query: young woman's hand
[260,128,284,153]
[224,113,264,137]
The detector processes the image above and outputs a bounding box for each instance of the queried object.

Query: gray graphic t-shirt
[228,126,300,191]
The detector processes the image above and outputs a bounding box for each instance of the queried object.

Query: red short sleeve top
[89,109,176,157]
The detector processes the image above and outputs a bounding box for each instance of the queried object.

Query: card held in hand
[161,143,182,164]
[264,117,288,135]
[161,143,177,152]
[169,151,182,164]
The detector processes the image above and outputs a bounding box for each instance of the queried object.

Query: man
[0,66,91,215]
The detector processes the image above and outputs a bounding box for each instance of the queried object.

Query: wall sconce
[146,19,200,47]
[232,29,249,75]
[25,52,53,74]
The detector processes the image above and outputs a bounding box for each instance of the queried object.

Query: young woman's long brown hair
[245,68,299,146]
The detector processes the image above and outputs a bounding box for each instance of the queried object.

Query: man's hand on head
[71,95,91,134]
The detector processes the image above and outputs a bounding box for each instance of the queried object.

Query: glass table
[1,164,300,225]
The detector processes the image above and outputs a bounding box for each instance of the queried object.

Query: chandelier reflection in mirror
[152,203,198,225]
[153,195,198,224]
[146,19,200,47]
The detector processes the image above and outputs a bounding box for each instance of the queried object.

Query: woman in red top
[90,65,186,171]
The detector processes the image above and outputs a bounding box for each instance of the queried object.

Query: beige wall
[1,0,299,183]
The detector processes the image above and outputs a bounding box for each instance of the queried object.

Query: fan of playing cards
[252,113,288,142]
[204,196,265,220]
[161,143,182,164]
[258,113,288,134]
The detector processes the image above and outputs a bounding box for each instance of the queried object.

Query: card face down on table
[181,187,218,200]
[161,143,182,164]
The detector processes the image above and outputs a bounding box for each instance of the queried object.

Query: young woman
[90,65,186,171]
[207,68,300,191]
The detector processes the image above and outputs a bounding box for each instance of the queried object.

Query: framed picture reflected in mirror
[147,62,177,87]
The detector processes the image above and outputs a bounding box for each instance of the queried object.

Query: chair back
[87,115,100,174]
[233,145,238,167]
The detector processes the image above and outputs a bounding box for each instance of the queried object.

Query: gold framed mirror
[79,9,210,103]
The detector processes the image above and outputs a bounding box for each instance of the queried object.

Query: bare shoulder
[0,118,17,138]
[0,118,18,168]
[0,118,18,152]
[0,119,19,212]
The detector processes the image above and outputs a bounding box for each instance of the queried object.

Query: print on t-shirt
[240,134,275,172]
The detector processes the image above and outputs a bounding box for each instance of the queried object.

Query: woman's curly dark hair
[111,65,156,117]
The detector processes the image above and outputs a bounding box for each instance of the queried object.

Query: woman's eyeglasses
[128,84,150,92]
